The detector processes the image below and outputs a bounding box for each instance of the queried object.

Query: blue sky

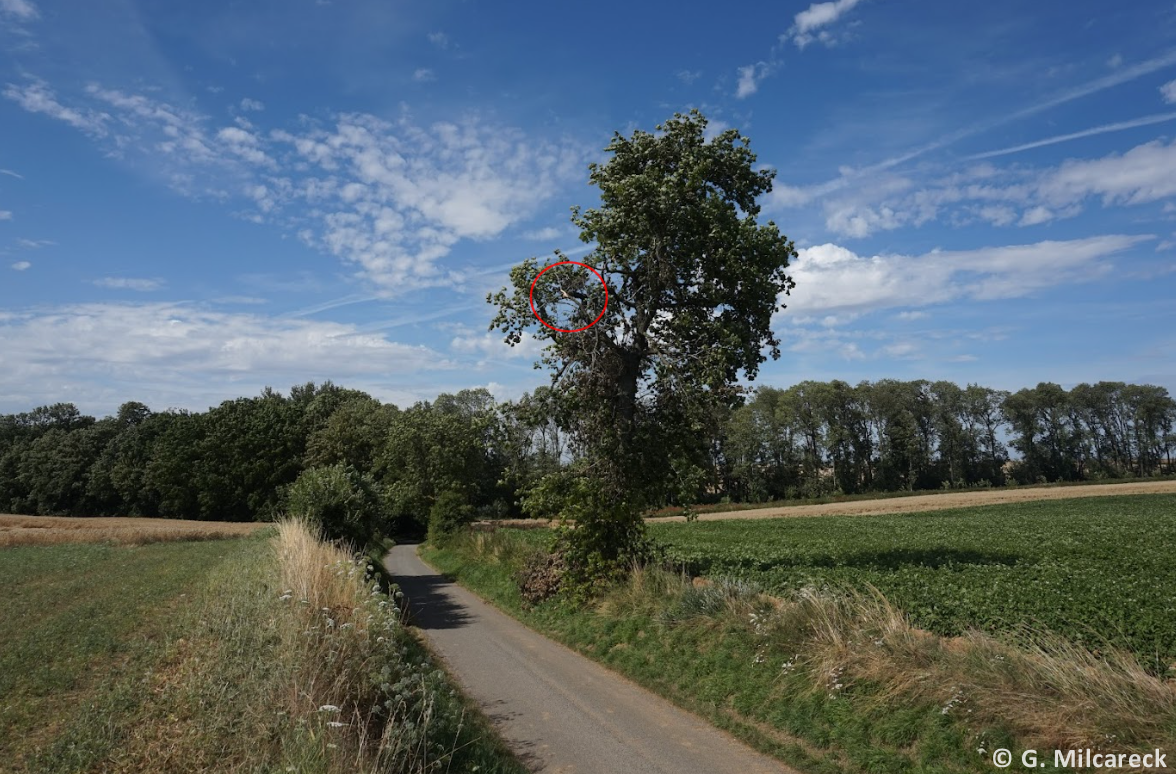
[2,0,1175,416]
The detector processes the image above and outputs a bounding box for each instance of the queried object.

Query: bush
[285,464,381,547]
[427,489,475,544]
[514,548,566,607]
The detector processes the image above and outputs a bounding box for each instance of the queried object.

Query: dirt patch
[0,514,269,547]
[648,480,1176,523]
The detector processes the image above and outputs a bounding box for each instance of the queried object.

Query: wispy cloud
[427,31,449,49]
[92,277,165,291]
[10,260,30,271]
[412,68,436,82]
[0,169,23,179]
[735,62,769,99]
[2,79,108,135]
[0,0,38,21]
[786,0,864,49]
[522,226,564,241]
[16,238,54,248]
[677,70,702,85]
[967,113,1176,160]
[6,76,587,294]
[770,49,1176,211]
[1162,79,1176,104]
[0,210,11,221]
[239,97,265,112]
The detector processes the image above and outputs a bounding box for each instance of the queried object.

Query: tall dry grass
[575,548,1176,756]
[272,520,518,773]
[107,520,518,774]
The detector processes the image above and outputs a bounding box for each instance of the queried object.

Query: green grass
[424,493,1176,774]
[652,494,1176,671]
[0,538,250,772]
[0,531,525,774]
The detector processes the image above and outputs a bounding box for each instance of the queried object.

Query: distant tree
[378,389,504,533]
[305,395,399,472]
[489,110,796,584]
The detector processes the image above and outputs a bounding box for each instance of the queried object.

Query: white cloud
[787,0,863,48]
[781,234,1151,318]
[1037,139,1176,207]
[3,79,108,135]
[703,118,731,142]
[883,341,921,359]
[824,203,905,238]
[735,63,768,99]
[279,114,583,290]
[413,68,436,83]
[0,302,453,414]
[522,226,563,241]
[10,261,30,271]
[0,169,22,179]
[449,328,543,362]
[0,0,38,21]
[16,238,53,248]
[0,210,11,220]
[975,204,1017,226]
[1017,205,1054,226]
[427,31,450,49]
[1106,54,1123,69]
[1163,79,1176,104]
[92,277,165,291]
[216,125,275,168]
[239,97,265,112]
[896,310,927,321]
[812,136,1176,237]
[7,76,586,294]
[677,70,701,85]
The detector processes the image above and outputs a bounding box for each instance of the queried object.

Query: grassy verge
[423,496,1176,774]
[1,523,524,774]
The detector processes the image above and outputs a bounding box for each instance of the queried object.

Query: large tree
[489,110,796,581]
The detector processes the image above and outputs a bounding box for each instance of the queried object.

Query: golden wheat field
[0,514,271,547]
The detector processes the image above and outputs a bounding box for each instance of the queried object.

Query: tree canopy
[489,110,797,580]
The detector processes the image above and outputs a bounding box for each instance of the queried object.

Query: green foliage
[426,489,474,544]
[285,464,382,546]
[490,110,797,581]
[378,388,505,533]
[654,494,1176,672]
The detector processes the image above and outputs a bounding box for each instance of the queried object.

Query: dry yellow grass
[0,513,270,547]
[650,478,1176,522]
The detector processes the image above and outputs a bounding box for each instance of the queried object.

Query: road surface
[385,544,793,774]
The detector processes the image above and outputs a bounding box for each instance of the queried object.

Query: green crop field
[652,493,1176,671]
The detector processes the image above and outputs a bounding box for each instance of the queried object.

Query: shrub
[515,548,567,607]
[427,489,475,544]
[285,464,381,547]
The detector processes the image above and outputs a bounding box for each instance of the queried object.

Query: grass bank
[424,494,1176,774]
[0,522,523,774]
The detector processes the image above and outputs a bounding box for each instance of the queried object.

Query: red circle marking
[529,261,609,333]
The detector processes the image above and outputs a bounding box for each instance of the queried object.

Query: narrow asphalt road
[385,544,794,774]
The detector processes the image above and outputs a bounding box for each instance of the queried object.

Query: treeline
[0,379,1172,531]
[718,380,1175,502]
[0,384,523,538]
